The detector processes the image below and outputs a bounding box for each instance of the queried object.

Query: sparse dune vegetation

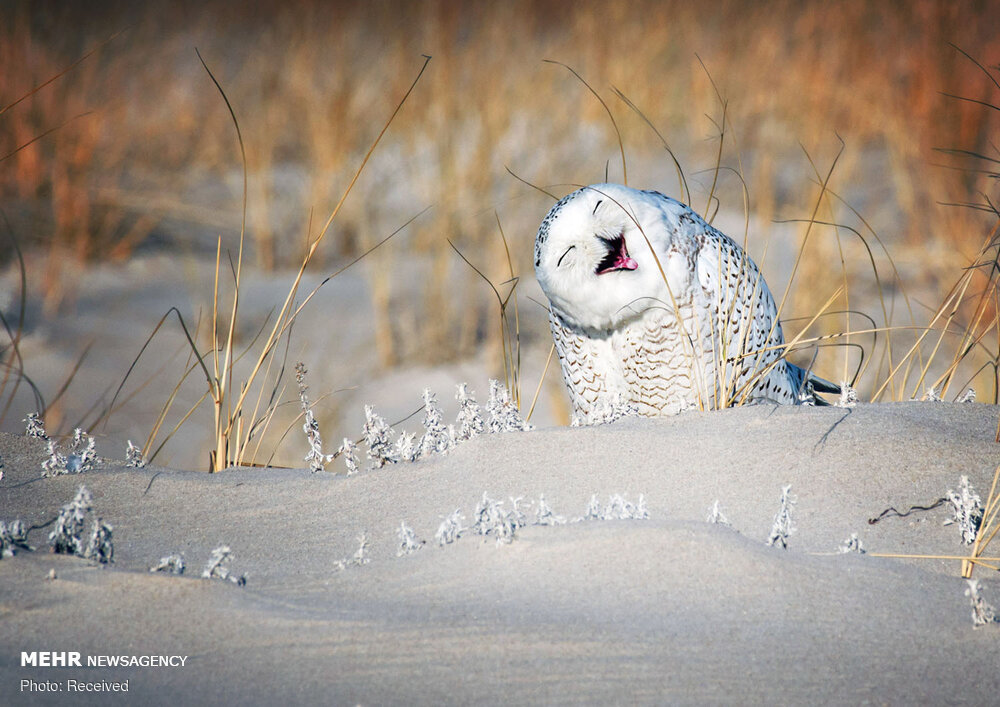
[2,1,1000,703]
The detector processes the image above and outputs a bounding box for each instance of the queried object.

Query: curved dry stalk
[544,59,627,186]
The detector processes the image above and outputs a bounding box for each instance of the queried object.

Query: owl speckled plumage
[534,183,835,420]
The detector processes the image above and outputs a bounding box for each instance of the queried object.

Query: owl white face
[534,184,672,333]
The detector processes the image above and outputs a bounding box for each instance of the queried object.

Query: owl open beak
[595,234,638,275]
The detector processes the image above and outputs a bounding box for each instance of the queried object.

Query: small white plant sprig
[435,509,465,546]
[535,493,566,526]
[965,579,998,627]
[363,405,397,469]
[766,485,796,549]
[945,476,983,545]
[836,382,859,408]
[85,518,114,564]
[150,555,186,574]
[570,395,639,427]
[418,388,454,458]
[337,438,360,475]
[41,441,68,477]
[397,522,424,556]
[336,533,371,570]
[0,519,32,559]
[957,388,976,403]
[579,493,650,521]
[394,432,419,464]
[455,383,485,441]
[921,386,943,402]
[42,429,97,477]
[125,440,147,468]
[838,533,866,554]
[49,486,93,555]
[707,500,731,526]
[296,363,333,473]
[486,379,532,433]
[24,412,48,440]
[472,493,525,545]
[602,493,649,521]
[202,546,247,586]
[67,429,97,473]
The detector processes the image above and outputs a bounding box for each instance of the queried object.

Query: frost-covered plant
[836,382,859,408]
[472,493,519,544]
[337,533,371,570]
[24,412,48,440]
[578,493,650,521]
[397,522,424,556]
[84,518,114,564]
[921,387,943,402]
[296,363,333,473]
[601,493,648,520]
[945,476,983,545]
[392,432,418,463]
[435,509,465,546]
[965,580,998,627]
[150,555,186,574]
[766,485,795,549]
[455,383,485,441]
[1,522,15,559]
[570,396,639,426]
[707,500,731,526]
[418,388,454,458]
[0,519,32,558]
[49,486,92,555]
[486,379,532,433]
[202,545,246,585]
[124,440,147,468]
[956,388,976,403]
[337,438,360,476]
[362,405,397,469]
[508,496,529,529]
[352,532,371,565]
[535,494,566,526]
[602,494,627,520]
[66,428,97,473]
[43,430,97,477]
[41,441,68,477]
[838,533,865,554]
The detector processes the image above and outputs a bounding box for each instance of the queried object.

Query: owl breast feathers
[533,183,835,421]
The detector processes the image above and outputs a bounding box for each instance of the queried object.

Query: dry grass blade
[192,53,431,470]
[0,111,93,166]
[964,461,1000,578]
[0,28,126,117]
[504,166,558,201]
[611,86,691,205]
[544,59,627,186]
[447,229,523,405]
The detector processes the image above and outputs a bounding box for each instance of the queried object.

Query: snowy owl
[534,183,836,419]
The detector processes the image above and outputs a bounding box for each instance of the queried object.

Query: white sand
[2,402,999,704]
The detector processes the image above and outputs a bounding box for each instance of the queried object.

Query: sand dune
[2,402,999,704]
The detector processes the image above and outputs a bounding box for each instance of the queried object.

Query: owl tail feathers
[786,363,840,406]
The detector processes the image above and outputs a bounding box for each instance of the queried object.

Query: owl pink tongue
[617,255,638,271]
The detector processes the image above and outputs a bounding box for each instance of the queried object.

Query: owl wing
[691,225,798,404]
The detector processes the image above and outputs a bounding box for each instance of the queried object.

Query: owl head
[533,183,680,333]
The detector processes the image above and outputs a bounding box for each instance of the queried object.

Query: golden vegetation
[2,1,1000,454]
